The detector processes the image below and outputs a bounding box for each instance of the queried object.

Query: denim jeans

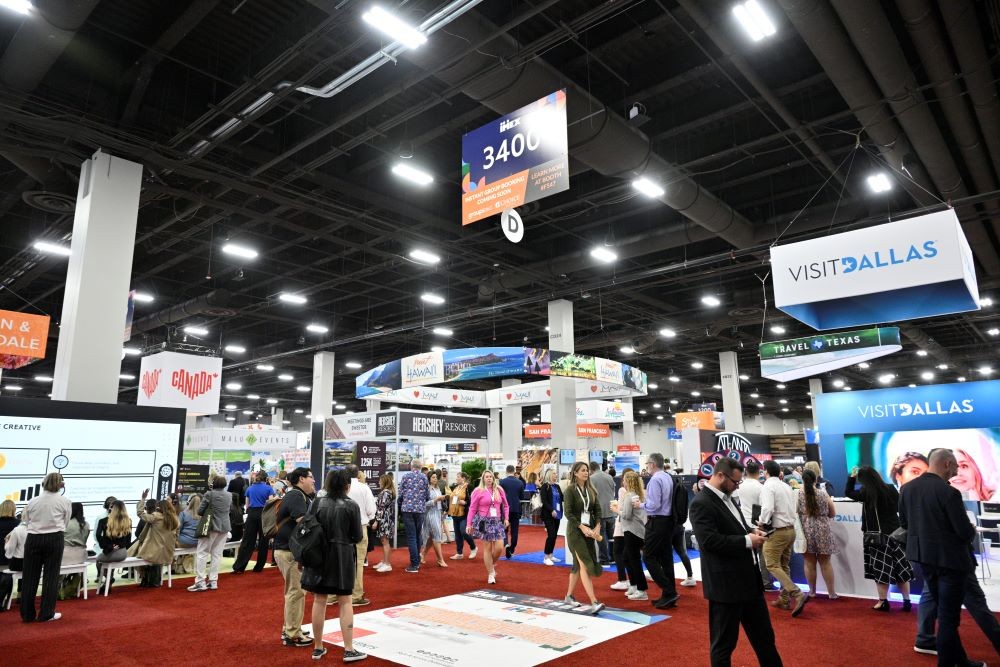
[452,516,475,554]
[598,516,616,561]
[401,512,424,568]
[914,562,970,665]
[917,568,1000,654]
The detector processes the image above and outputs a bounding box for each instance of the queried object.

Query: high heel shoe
[873,599,890,612]
[902,599,912,612]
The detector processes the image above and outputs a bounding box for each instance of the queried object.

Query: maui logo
[170,369,217,400]
[857,399,974,419]
[499,117,520,133]
[786,241,938,282]
[508,390,534,401]
[141,369,161,399]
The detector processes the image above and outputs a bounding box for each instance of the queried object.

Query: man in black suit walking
[690,457,782,667]
[899,449,982,667]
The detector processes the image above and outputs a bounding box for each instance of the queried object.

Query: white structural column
[501,378,522,459]
[621,397,636,442]
[487,407,501,461]
[311,352,336,421]
[365,399,381,412]
[718,351,745,432]
[52,151,142,403]
[548,299,576,453]
[809,378,823,430]
[271,407,284,426]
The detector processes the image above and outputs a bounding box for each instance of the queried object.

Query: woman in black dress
[303,468,367,663]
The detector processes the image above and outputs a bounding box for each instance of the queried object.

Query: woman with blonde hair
[20,472,72,622]
[0,500,19,569]
[466,470,509,584]
[131,488,180,587]
[95,500,132,592]
[563,461,605,614]
[618,469,649,599]
[372,474,396,572]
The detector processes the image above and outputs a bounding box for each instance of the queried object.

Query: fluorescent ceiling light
[770,325,786,335]
[831,379,844,388]
[256,364,274,372]
[652,403,662,409]
[590,246,617,263]
[713,384,723,389]
[183,326,209,336]
[225,404,237,410]
[756,402,765,408]
[294,409,304,414]
[776,383,786,389]
[620,346,634,354]
[733,0,777,41]
[937,364,949,370]
[781,407,789,412]
[421,293,445,305]
[750,393,759,398]
[242,410,254,415]
[916,350,928,357]
[225,383,242,391]
[701,295,721,307]
[691,391,701,397]
[246,394,260,400]
[409,249,441,265]
[857,362,870,369]
[632,177,665,198]
[278,374,293,381]
[266,398,278,404]
[639,410,647,415]
[843,386,852,391]
[978,366,994,376]
[1,0,32,15]
[432,327,453,336]
[988,328,1000,336]
[226,417,236,422]
[921,371,935,380]
[866,173,892,193]
[33,241,71,256]
[133,292,154,303]
[980,297,993,307]
[296,385,311,392]
[392,162,433,185]
[335,404,346,410]
[648,383,659,390]
[225,345,246,354]
[670,399,679,405]
[306,324,329,334]
[431,345,446,353]
[739,374,749,381]
[345,362,362,369]
[123,346,142,356]
[221,243,258,259]
[656,415,664,420]
[119,374,135,380]
[691,362,704,369]
[779,398,787,404]
[878,374,894,384]
[279,293,307,305]
[34,375,52,382]
[659,328,677,338]
[362,6,427,49]
[958,376,967,382]
[668,376,680,383]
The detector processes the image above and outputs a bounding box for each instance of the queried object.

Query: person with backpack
[274,467,315,648]
[300,468,367,663]
[632,453,679,609]
[666,465,695,587]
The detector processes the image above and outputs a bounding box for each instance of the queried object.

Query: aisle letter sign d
[500,208,524,243]
[0,309,50,359]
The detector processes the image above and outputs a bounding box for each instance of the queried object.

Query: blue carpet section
[509,547,700,570]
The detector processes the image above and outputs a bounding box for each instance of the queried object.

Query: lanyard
[577,485,589,507]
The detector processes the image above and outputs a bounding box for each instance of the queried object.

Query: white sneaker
[488,573,496,584]
[551,556,561,563]
[681,576,697,587]
[449,554,464,560]
[208,581,218,590]
[376,563,392,573]
[627,590,648,601]
[610,581,629,591]
[625,585,637,597]
[543,557,555,566]
[187,582,207,592]
[46,612,62,622]
[469,548,478,560]
[563,595,580,607]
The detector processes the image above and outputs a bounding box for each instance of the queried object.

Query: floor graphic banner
[318,589,663,666]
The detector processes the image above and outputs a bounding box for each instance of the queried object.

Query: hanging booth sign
[376,410,490,440]
[674,411,719,431]
[771,210,979,330]
[760,326,902,381]
[524,423,611,439]
[541,399,633,423]
[0,309,50,359]
[446,442,479,453]
[401,351,444,388]
[137,351,222,415]
[461,89,568,225]
[324,414,376,440]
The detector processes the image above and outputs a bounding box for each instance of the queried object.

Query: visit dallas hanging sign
[759,326,902,382]
[770,209,979,330]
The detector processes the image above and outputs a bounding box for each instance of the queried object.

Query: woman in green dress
[563,461,605,614]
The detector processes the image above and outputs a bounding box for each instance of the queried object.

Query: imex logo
[499,117,520,133]
[171,369,218,400]
[141,369,162,399]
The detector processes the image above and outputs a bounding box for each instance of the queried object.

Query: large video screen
[845,428,1000,499]
[0,398,185,530]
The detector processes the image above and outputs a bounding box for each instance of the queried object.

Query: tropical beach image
[442,347,525,381]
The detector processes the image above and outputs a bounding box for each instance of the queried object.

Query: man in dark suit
[899,449,981,666]
[690,457,782,667]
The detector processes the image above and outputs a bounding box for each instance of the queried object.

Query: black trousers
[233,508,268,572]
[613,536,628,581]
[671,523,693,578]
[623,531,648,590]
[643,515,677,598]
[708,596,783,667]
[20,532,64,622]
[505,513,521,552]
[542,514,559,555]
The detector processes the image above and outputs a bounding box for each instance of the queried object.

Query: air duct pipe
[130,289,235,335]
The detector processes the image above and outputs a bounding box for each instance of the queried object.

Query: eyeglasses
[723,474,742,487]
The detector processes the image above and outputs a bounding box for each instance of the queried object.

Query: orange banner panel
[0,310,50,359]
[674,411,717,431]
[523,423,611,439]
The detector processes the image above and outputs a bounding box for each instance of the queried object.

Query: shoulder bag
[195,492,213,539]
[862,503,888,549]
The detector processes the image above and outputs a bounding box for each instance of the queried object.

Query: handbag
[530,492,542,512]
[889,526,907,546]
[195,492,213,538]
[862,504,888,548]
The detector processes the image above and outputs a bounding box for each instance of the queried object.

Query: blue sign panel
[667,428,682,441]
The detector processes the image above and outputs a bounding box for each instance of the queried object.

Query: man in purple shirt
[634,452,679,609]
[398,460,429,573]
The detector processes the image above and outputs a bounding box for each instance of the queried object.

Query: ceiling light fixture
[335,404,346,410]
[668,376,680,383]
[278,374,294,381]
[296,385,311,392]
[33,240,72,256]
[256,364,274,371]
[739,374,749,381]
[979,297,993,307]
[756,402,765,408]
[648,383,659,390]
[691,361,704,369]
[306,324,329,334]
[362,6,427,49]
[916,350,928,357]
[133,292,154,303]
[266,398,278,405]
[958,376,967,382]
[294,409,304,414]
[1,0,32,15]
[937,364,949,370]
[776,383,786,389]
[620,346,635,354]
[409,248,441,265]
[590,246,617,263]
[183,326,209,336]
[123,347,141,356]
[391,162,434,185]
[779,398,787,404]
[770,325,786,335]
[432,327,453,336]
[431,345,446,352]
[345,362,362,369]
[659,327,677,338]
[832,379,845,388]
[691,391,701,396]
[279,293,307,305]
[988,328,1000,336]
[978,366,994,376]
[225,344,246,354]
[866,172,892,193]
[246,394,260,400]
[669,399,679,405]
[34,375,52,382]
[701,295,721,307]
[242,410,253,415]
[878,374,894,384]
[857,362,870,369]
[733,0,777,41]
[631,177,665,198]
[221,243,258,260]
[119,374,135,380]
[713,384,722,389]
[225,383,242,391]
[420,293,445,305]
[750,393,759,398]
[225,404,237,410]
[920,371,935,381]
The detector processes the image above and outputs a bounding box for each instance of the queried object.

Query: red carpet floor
[2,526,996,666]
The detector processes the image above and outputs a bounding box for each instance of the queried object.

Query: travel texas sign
[759,326,901,382]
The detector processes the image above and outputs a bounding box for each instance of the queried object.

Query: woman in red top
[466,470,509,584]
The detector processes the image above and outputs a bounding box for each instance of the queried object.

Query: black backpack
[290,498,327,569]
[671,476,689,524]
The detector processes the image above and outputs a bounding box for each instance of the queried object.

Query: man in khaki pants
[759,460,809,618]
[345,464,377,607]
[273,467,316,647]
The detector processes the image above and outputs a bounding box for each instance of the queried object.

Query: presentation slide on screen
[0,414,181,530]
[845,427,1000,499]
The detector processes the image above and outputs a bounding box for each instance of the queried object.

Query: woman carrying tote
[466,470,509,585]
[563,461,605,614]
[188,475,232,592]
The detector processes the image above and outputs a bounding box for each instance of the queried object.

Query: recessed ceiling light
[409,249,441,265]
[246,394,260,400]
[133,292,154,303]
[296,385,311,392]
[362,6,427,49]
[776,383,786,389]
[256,364,274,371]
[33,240,72,256]
[832,379,844,388]
[590,247,617,263]
[733,0,776,41]
[266,398,278,404]
[916,350,928,357]
[750,392,759,398]
[669,399,679,405]
[620,346,635,354]
[225,404,237,410]
[632,177,665,198]
[878,374,894,384]
[756,402,765,408]
[739,374,749,381]
[432,327,453,336]
[652,403,662,409]
[866,172,892,193]
[691,361,704,369]
[279,293,307,305]
[421,293,445,305]
[659,328,677,338]
[278,374,293,381]
[221,243,258,259]
[431,345,446,352]
[345,362,362,369]
[701,295,721,307]
[691,391,701,396]
[988,328,1000,336]
[123,346,142,356]
[921,371,935,381]
[770,325,786,335]
[119,374,135,380]
[857,362,870,369]
[34,375,52,382]
[306,323,329,334]
[183,326,209,336]
[392,162,434,185]
[958,376,967,382]
[225,383,242,391]
[668,376,680,383]
[978,366,994,376]
[225,344,246,354]
[294,409,304,414]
